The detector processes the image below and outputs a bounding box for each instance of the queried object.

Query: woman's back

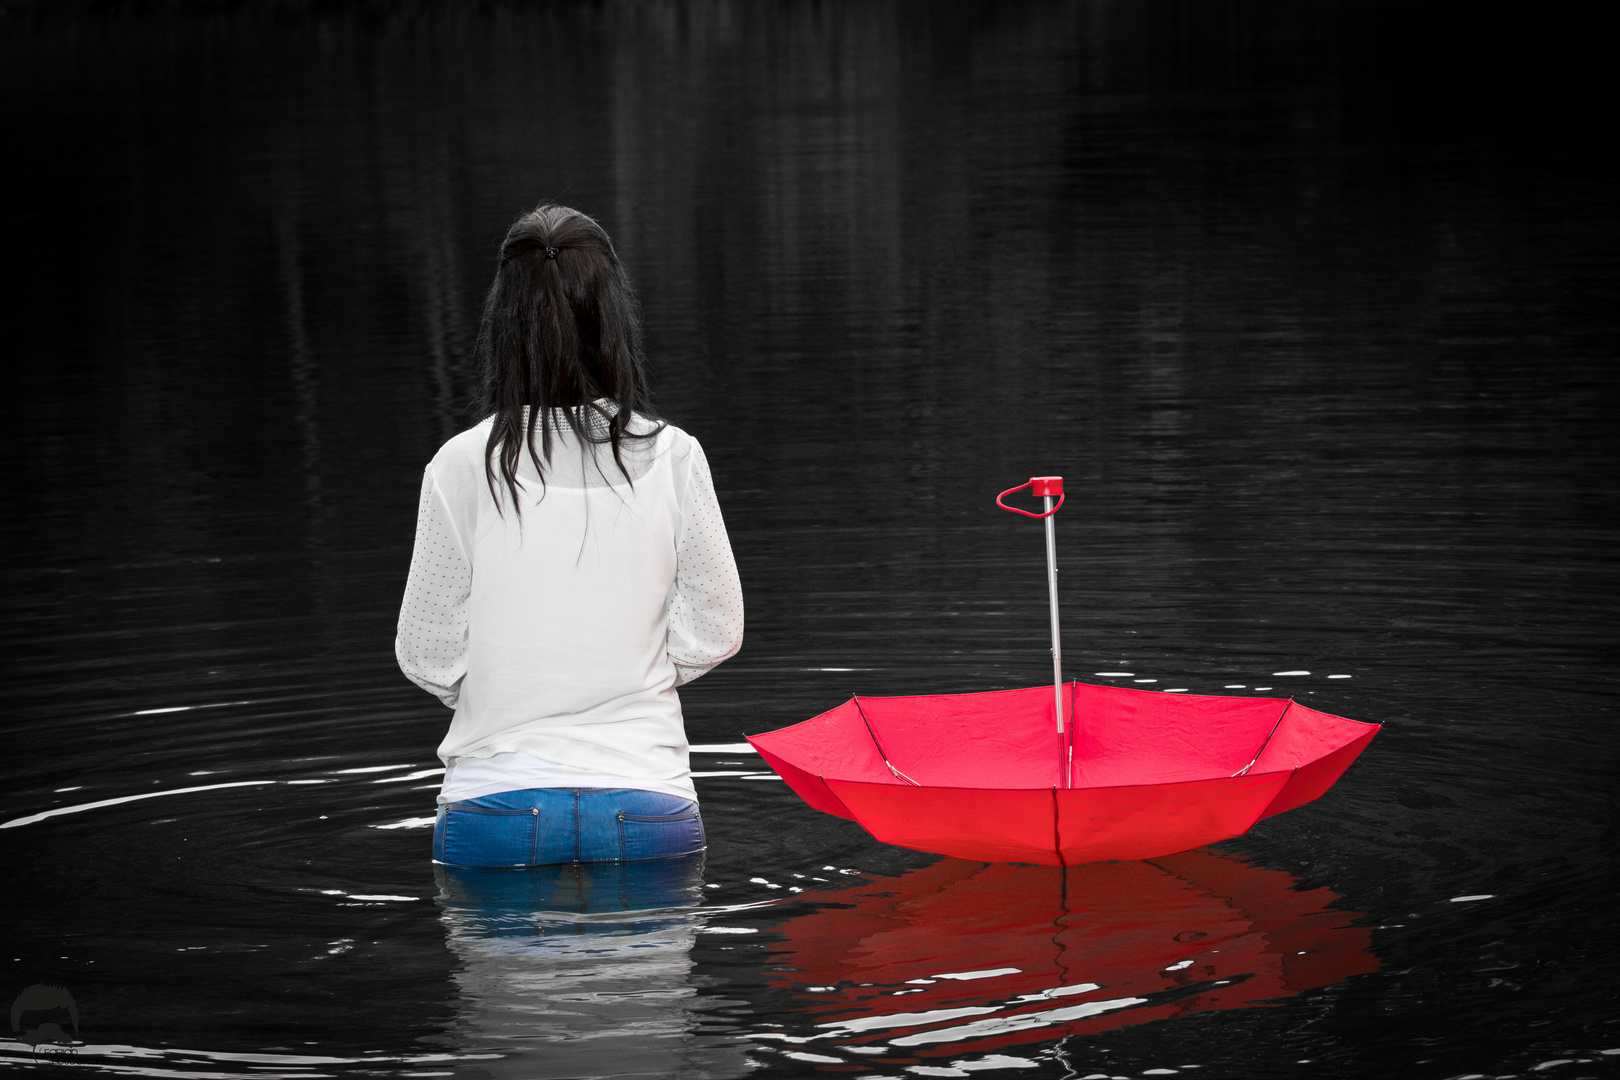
[434,412,733,775]
[462,415,678,734]
[396,203,742,866]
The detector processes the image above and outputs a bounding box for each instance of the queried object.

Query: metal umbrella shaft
[1044,496,1063,737]
[994,475,1069,779]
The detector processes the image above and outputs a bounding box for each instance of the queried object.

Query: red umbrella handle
[996,477,1065,519]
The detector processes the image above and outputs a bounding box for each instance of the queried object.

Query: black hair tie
[544,247,559,260]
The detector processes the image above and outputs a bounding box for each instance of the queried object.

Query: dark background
[2,2,1616,1077]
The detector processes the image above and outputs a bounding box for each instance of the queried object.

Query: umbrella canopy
[747,682,1379,865]
[763,849,1378,1060]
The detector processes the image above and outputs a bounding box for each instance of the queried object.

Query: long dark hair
[476,204,661,510]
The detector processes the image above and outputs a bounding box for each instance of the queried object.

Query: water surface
[2,3,1616,1078]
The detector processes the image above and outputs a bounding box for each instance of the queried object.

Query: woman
[396,204,743,867]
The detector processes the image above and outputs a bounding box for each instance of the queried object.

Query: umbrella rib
[1066,679,1077,789]
[1051,786,1067,868]
[1233,700,1293,776]
[851,696,920,786]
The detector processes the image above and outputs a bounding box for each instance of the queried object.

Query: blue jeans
[433,787,705,867]
[434,852,706,922]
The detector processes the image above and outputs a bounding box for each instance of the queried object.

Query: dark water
[3,2,1617,1077]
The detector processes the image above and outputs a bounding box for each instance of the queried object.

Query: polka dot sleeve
[395,464,471,707]
[667,436,744,686]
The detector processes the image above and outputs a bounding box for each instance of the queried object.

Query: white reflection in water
[0,781,277,829]
[1011,982,1103,1002]
[0,1041,504,1077]
[133,700,251,716]
[817,1005,1000,1033]
[372,768,445,784]
[888,996,1148,1046]
[346,894,417,902]
[374,816,437,830]
[435,857,752,1079]
[933,968,1022,981]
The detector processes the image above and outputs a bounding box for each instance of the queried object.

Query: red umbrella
[747,477,1380,865]
[762,849,1378,1061]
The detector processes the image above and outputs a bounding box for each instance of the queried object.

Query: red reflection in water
[767,848,1378,1060]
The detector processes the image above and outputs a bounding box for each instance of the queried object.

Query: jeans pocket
[617,807,705,861]
[437,804,538,867]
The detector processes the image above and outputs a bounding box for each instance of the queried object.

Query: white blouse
[395,411,744,805]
